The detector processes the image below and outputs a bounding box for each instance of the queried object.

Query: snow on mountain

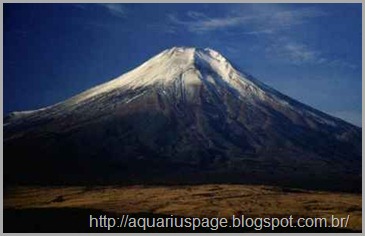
[5,47,345,128]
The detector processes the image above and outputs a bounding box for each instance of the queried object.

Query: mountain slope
[4,47,361,191]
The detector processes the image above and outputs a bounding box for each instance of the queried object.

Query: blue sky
[4,3,362,126]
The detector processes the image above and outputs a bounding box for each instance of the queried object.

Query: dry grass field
[4,184,361,232]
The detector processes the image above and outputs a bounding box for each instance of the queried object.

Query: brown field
[4,185,362,232]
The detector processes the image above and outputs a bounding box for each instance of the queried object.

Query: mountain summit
[4,47,361,191]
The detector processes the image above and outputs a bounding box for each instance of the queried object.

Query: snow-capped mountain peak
[66,47,265,105]
[5,47,357,131]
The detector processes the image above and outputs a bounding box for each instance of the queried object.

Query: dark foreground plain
[4,184,361,233]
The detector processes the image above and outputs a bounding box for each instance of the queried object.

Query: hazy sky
[4,3,362,126]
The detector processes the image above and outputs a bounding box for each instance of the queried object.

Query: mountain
[4,47,361,191]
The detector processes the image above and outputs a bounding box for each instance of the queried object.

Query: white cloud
[264,37,357,69]
[186,11,209,20]
[73,4,87,10]
[168,7,327,34]
[327,59,358,70]
[243,29,274,35]
[268,7,327,28]
[168,14,251,32]
[147,22,177,34]
[266,39,322,65]
[97,4,127,18]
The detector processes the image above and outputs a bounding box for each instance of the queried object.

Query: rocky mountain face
[4,47,361,191]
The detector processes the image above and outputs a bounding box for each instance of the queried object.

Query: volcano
[4,47,361,191]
